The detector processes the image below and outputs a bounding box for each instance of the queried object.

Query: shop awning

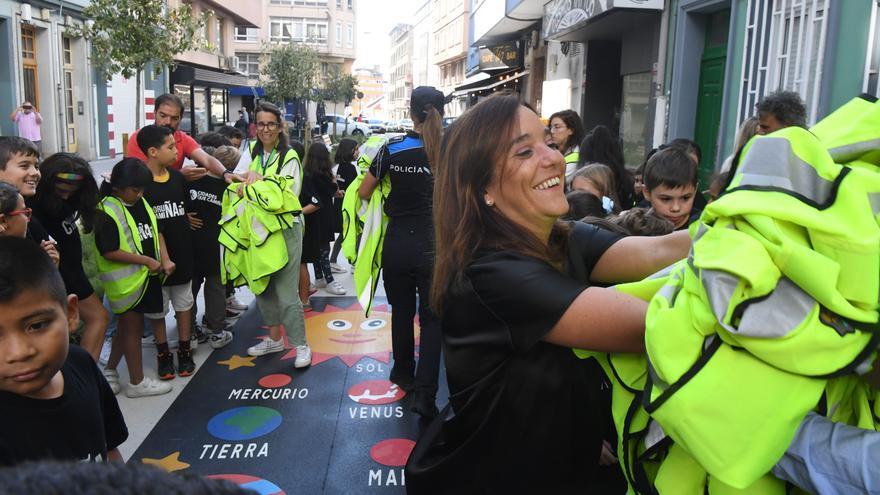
[171,65,250,89]
[229,86,265,97]
[542,0,663,42]
[452,69,530,97]
[473,0,544,47]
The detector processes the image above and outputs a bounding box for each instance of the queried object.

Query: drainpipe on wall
[652,0,671,149]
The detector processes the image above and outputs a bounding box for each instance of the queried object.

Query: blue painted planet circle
[207,406,283,441]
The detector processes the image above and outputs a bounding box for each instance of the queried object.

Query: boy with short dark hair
[0,237,127,466]
[643,147,701,231]
[136,125,196,379]
[0,136,59,261]
[186,145,239,349]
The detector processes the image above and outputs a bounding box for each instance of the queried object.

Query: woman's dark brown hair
[431,94,570,314]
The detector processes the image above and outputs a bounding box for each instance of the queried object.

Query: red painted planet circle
[370,438,416,467]
[348,379,406,405]
[258,374,292,388]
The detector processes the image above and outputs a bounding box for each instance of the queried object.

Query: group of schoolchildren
[0,107,361,467]
[546,105,767,238]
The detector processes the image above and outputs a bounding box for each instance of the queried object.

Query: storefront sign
[542,0,663,39]
[478,41,523,71]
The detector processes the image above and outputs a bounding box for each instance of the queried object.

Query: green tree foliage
[321,65,359,135]
[261,42,320,104]
[72,0,208,126]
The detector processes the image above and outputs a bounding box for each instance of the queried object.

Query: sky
[354,0,420,75]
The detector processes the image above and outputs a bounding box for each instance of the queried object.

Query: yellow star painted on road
[218,354,256,370]
[142,451,190,472]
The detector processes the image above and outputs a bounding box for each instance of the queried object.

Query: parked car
[399,118,414,131]
[442,116,456,128]
[366,118,386,134]
[312,114,372,137]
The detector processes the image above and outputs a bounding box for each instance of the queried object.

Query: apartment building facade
[389,23,414,121]
[432,0,468,117]
[230,0,358,118]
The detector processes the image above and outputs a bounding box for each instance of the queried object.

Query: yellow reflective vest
[219,173,302,295]
[340,135,391,315]
[94,196,160,314]
[577,96,880,495]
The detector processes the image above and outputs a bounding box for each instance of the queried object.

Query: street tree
[72,0,209,128]
[262,42,320,135]
[320,65,359,135]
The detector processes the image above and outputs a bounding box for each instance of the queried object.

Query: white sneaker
[125,376,172,398]
[330,263,346,274]
[190,334,198,350]
[248,337,285,356]
[295,344,312,368]
[315,279,327,289]
[99,337,112,366]
[103,368,120,395]
[209,330,234,349]
[141,334,155,347]
[325,281,347,295]
[226,296,249,312]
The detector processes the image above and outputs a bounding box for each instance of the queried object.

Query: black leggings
[381,216,441,395]
[312,245,334,283]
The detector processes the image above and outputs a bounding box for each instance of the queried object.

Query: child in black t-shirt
[0,237,128,465]
[137,125,196,380]
[186,145,237,349]
[96,159,173,398]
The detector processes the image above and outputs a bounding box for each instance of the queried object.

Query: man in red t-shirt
[126,94,231,182]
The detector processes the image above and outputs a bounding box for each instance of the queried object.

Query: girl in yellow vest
[549,109,584,186]
[95,159,174,398]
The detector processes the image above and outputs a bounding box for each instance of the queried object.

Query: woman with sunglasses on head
[31,153,109,361]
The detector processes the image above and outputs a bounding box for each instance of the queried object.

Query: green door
[693,10,730,188]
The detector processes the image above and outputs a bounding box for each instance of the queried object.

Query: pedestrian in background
[8,102,43,151]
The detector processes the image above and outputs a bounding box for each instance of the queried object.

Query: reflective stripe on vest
[731,136,847,209]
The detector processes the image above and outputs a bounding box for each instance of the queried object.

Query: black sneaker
[411,391,439,419]
[193,325,209,344]
[389,365,415,392]
[177,348,196,377]
[157,352,175,380]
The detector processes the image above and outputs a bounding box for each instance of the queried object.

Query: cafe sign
[542,0,663,39]
[478,41,523,71]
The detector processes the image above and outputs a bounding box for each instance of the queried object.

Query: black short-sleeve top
[407,222,622,492]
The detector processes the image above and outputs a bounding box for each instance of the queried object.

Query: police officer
[358,87,445,419]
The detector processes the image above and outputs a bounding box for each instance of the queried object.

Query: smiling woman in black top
[405,94,691,492]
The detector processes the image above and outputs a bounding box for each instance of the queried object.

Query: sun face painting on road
[284,302,417,367]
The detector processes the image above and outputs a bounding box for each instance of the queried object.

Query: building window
[62,36,72,65]
[337,0,342,6]
[738,0,828,125]
[20,25,38,108]
[321,62,329,77]
[236,52,261,80]
[336,22,342,47]
[346,23,353,48]
[865,1,880,97]
[270,0,329,5]
[215,16,224,52]
[270,17,328,45]
[348,0,353,9]
[235,26,259,42]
